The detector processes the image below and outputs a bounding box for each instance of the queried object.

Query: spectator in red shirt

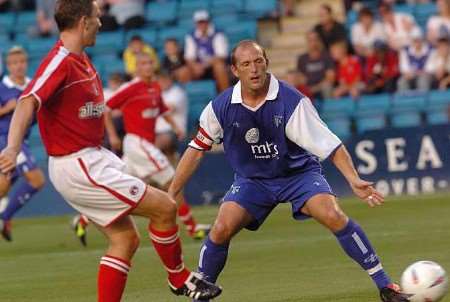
[330,40,363,98]
[365,40,399,94]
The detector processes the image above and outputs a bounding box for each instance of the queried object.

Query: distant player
[169,40,409,302]
[0,46,46,242]
[0,1,221,301]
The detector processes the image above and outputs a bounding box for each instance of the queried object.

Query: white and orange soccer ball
[401,261,448,302]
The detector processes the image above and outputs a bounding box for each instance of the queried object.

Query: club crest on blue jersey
[245,128,259,144]
[273,115,283,128]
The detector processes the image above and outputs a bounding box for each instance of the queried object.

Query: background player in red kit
[0,1,222,301]
[104,54,210,240]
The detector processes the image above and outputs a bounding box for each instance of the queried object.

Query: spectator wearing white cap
[397,28,433,92]
[184,10,230,92]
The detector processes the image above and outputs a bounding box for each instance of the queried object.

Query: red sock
[149,224,191,288]
[79,214,89,227]
[177,201,197,235]
[98,255,130,302]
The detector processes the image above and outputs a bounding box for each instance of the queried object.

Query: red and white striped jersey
[106,78,168,143]
[21,40,105,156]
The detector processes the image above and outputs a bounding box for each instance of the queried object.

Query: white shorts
[49,147,147,227]
[122,134,174,187]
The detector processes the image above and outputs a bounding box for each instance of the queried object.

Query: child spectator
[162,38,192,83]
[365,40,399,93]
[397,28,432,91]
[330,40,363,98]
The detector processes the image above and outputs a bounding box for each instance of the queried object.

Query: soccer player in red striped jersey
[0,1,222,301]
[104,54,210,240]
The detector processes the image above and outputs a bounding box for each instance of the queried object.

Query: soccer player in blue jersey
[0,47,46,241]
[169,40,409,302]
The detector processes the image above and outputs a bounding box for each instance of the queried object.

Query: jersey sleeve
[188,102,223,151]
[106,83,133,109]
[20,54,68,106]
[285,97,342,161]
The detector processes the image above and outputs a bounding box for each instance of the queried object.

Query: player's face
[83,1,102,47]
[232,45,268,92]
[136,56,154,79]
[6,53,28,79]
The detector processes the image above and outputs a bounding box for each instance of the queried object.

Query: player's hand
[350,178,385,207]
[0,147,19,174]
[109,135,122,152]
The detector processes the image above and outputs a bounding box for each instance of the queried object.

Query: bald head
[230,40,268,67]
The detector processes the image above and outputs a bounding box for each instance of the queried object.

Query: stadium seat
[243,0,278,18]
[223,21,258,48]
[356,93,391,115]
[146,0,178,25]
[394,4,415,16]
[0,12,15,35]
[426,90,450,125]
[390,109,422,128]
[91,31,124,56]
[125,28,157,46]
[213,14,239,30]
[14,11,36,34]
[211,0,244,16]
[428,89,450,105]
[320,97,355,119]
[25,37,58,61]
[102,59,125,80]
[188,102,204,130]
[414,3,437,29]
[391,92,426,111]
[178,0,210,20]
[157,26,189,48]
[324,117,352,140]
[356,115,387,133]
[185,80,217,107]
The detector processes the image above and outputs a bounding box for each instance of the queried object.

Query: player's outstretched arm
[330,144,385,207]
[0,95,38,173]
[168,147,204,199]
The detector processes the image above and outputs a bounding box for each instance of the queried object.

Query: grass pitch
[1,194,450,302]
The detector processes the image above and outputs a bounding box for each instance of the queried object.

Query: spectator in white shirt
[184,10,229,92]
[379,2,419,50]
[425,36,450,89]
[351,7,386,58]
[155,70,188,162]
[427,0,450,45]
[398,28,433,91]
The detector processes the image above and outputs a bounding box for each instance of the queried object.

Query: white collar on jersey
[2,75,30,90]
[231,73,279,104]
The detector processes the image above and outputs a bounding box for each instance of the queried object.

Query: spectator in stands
[297,31,335,99]
[425,35,450,89]
[107,0,145,30]
[397,28,432,92]
[285,70,313,99]
[123,35,160,76]
[103,72,126,153]
[427,0,450,45]
[379,2,419,50]
[351,7,386,58]
[155,70,188,163]
[33,0,58,37]
[162,38,192,83]
[330,40,363,98]
[0,0,9,12]
[185,10,229,92]
[364,40,399,93]
[314,4,348,50]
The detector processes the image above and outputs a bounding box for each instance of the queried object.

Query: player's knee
[323,208,348,231]
[156,198,177,224]
[112,230,141,255]
[210,221,233,245]
[26,169,46,189]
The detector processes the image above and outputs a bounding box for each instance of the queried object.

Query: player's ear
[230,64,239,78]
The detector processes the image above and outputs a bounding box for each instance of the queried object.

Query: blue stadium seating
[223,21,257,48]
[146,0,178,25]
[14,11,36,34]
[390,108,422,128]
[320,97,355,119]
[356,115,387,133]
[394,4,415,16]
[356,94,391,114]
[211,0,244,16]
[324,117,352,140]
[0,12,15,34]
[414,3,437,29]
[391,92,426,111]
[102,59,125,80]
[24,37,57,61]
[185,80,217,106]
[178,0,210,20]
[426,90,450,125]
[125,28,158,46]
[157,26,189,48]
[213,14,239,30]
[243,0,277,18]
[91,31,124,56]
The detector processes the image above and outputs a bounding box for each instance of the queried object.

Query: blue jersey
[0,76,30,136]
[189,74,342,179]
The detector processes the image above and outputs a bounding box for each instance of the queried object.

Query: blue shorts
[0,135,38,179]
[223,169,335,231]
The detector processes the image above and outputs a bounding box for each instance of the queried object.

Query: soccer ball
[401,261,448,302]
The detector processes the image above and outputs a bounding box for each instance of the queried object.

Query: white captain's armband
[189,128,214,151]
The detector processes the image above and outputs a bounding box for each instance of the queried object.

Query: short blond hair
[7,46,28,59]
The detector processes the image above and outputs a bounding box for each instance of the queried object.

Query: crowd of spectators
[291,1,450,101]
